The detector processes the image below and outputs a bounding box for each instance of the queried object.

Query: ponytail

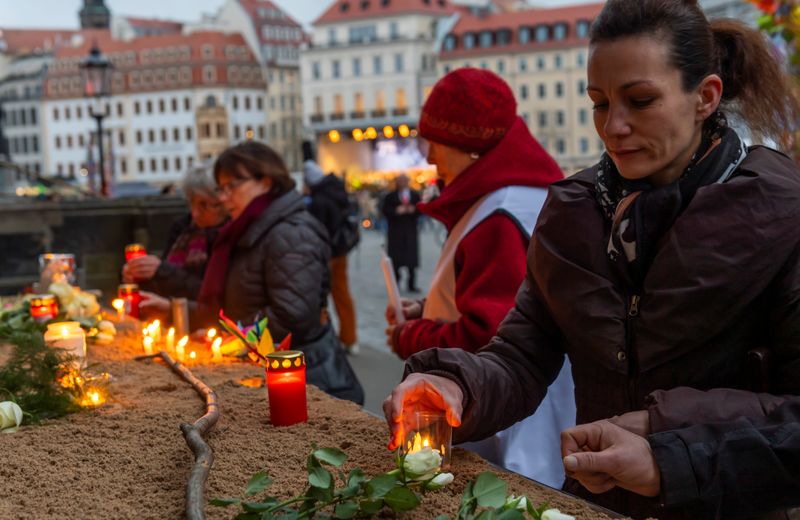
[711,19,799,149]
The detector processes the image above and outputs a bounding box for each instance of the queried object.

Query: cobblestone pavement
[329,225,444,416]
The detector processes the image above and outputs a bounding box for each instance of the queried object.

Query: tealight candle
[266,350,307,426]
[44,321,87,368]
[211,337,222,362]
[150,319,161,342]
[111,298,125,320]
[125,243,147,262]
[166,327,175,352]
[176,336,188,362]
[30,294,59,323]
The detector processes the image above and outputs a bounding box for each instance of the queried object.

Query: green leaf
[475,511,496,520]
[347,468,367,488]
[436,516,451,520]
[359,499,384,516]
[334,501,359,519]
[308,465,332,488]
[242,501,278,513]
[473,473,507,509]
[245,472,273,497]
[495,510,524,520]
[209,497,241,507]
[459,481,476,518]
[365,473,399,499]
[313,447,348,467]
[528,500,550,520]
[233,513,261,520]
[310,482,334,503]
[384,487,420,512]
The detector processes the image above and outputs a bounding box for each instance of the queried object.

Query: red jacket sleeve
[394,213,529,359]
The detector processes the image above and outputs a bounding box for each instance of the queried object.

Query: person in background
[123,166,227,299]
[384,68,574,488]
[383,1,800,517]
[141,141,364,404]
[381,174,421,292]
[304,160,360,355]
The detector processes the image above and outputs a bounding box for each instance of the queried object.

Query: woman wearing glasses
[141,141,364,404]
[123,165,228,299]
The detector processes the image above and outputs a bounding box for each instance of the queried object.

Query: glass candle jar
[29,294,59,323]
[117,284,142,319]
[402,410,453,468]
[266,350,307,427]
[44,321,86,368]
[124,243,147,262]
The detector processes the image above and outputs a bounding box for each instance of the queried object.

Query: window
[554,54,563,69]
[519,27,530,45]
[158,99,165,113]
[78,135,85,147]
[554,23,567,40]
[577,51,586,67]
[353,57,361,77]
[245,96,252,110]
[120,159,127,175]
[463,33,475,49]
[520,85,528,100]
[171,98,178,112]
[162,157,169,172]
[395,88,406,109]
[328,28,337,45]
[175,157,182,172]
[138,159,145,173]
[312,61,321,80]
[161,128,168,142]
[184,97,191,111]
[234,125,241,140]
[216,123,225,137]
[119,130,125,146]
[117,102,123,117]
[518,58,527,72]
[537,56,545,70]
[535,25,548,42]
[232,96,239,110]
[55,136,61,149]
[556,138,565,155]
[373,55,382,74]
[65,107,71,120]
[479,31,492,48]
[314,96,323,115]
[334,94,344,114]
[497,60,505,73]
[67,135,73,148]
[135,101,141,114]
[147,100,153,114]
[257,97,264,110]
[258,125,265,139]
[173,128,180,141]
[202,44,214,59]
[556,82,564,97]
[203,66,216,83]
[349,25,377,43]
[538,83,546,98]
[390,21,399,40]
[394,53,404,72]
[375,90,385,111]
[576,20,590,39]
[136,130,143,144]
[578,108,588,125]
[556,110,565,126]
[186,127,193,140]
[149,129,155,143]
[497,29,511,46]
[75,107,81,120]
[30,108,37,125]
[580,137,589,154]
[354,92,364,114]
[332,60,341,79]
[150,158,157,172]
[32,136,38,153]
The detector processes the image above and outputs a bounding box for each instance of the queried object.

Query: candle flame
[111,299,125,311]
[167,327,175,337]
[61,326,70,338]
[207,328,217,339]
[152,319,160,328]
[189,351,196,360]
[177,336,189,348]
[90,391,100,404]
[407,432,433,454]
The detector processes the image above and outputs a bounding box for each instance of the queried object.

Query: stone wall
[0,197,188,299]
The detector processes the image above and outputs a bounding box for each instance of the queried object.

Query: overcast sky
[0,0,594,29]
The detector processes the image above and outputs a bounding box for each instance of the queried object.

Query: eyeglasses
[214,178,252,197]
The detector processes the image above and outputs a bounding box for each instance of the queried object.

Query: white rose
[403,447,442,481]
[0,401,23,432]
[97,320,116,334]
[48,282,76,305]
[505,495,528,512]
[541,509,575,520]
[425,472,454,490]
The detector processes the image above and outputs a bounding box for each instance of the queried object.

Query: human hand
[125,255,161,281]
[139,291,170,313]
[383,373,463,451]
[385,298,423,325]
[121,263,135,284]
[608,410,651,437]
[561,420,661,497]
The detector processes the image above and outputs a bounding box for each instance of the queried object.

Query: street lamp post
[79,42,113,197]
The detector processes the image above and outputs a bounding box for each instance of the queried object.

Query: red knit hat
[419,68,517,154]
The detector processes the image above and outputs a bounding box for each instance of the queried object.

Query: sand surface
[0,327,621,520]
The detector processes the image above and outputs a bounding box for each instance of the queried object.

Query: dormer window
[463,32,475,49]
[497,29,511,46]
[361,0,369,9]
[444,34,457,51]
[535,25,549,42]
[519,27,531,44]
[479,30,492,48]
[340,2,349,12]
[576,20,590,39]
[554,23,568,40]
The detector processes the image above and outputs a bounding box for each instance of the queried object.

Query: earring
[470,152,480,160]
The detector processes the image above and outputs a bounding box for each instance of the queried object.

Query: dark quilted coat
[221,190,330,346]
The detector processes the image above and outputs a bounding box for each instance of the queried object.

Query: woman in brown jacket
[384,1,800,518]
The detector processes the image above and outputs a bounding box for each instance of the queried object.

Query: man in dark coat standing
[382,173,421,292]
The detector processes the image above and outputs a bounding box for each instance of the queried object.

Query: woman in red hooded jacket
[384,68,575,487]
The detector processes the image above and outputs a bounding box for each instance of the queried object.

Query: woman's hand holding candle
[124,255,161,282]
[383,373,463,451]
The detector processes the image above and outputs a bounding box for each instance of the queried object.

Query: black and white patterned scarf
[596,125,747,288]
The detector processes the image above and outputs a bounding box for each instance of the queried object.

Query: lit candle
[151,319,161,342]
[266,350,307,426]
[166,327,175,352]
[44,321,87,368]
[189,350,197,361]
[118,284,142,319]
[176,336,188,362]
[402,411,453,468]
[30,294,59,323]
[125,243,147,262]
[211,337,222,362]
[206,328,217,341]
[111,298,125,320]
[142,336,154,355]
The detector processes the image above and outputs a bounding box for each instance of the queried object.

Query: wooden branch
[138,350,219,520]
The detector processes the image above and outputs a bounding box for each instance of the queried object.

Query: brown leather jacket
[406,147,800,519]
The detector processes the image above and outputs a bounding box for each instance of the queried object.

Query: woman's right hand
[385,298,423,325]
[383,373,463,451]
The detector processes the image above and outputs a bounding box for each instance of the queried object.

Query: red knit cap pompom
[419,68,517,154]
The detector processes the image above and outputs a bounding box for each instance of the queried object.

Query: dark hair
[590,0,799,149]
[213,141,295,195]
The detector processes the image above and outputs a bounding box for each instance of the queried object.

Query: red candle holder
[266,350,307,427]
[125,243,147,262]
[30,294,59,323]
[118,284,142,319]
